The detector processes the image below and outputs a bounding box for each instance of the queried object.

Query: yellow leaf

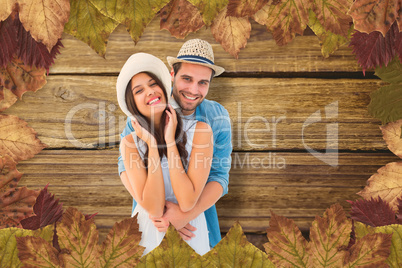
[0,0,17,22]
[380,119,402,159]
[64,0,119,57]
[18,0,70,52]
[90,0,170,44]
[211,6,251,59]
[0,88,18,112]
[358,162,402,212]
[187,0,228,26]
[205,222,274,267]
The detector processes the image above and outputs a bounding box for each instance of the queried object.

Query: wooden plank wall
[10,19,398,247]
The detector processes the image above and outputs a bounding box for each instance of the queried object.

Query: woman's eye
[135,89,143,94]
[151,83,157,87]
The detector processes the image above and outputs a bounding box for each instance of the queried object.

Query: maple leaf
[0,154,39,228]
[368,58,402,124]
[187,0,228,26]
[57,207,98,267]
[159,0,205,39]
[64,0,119,58]
[17,0,70,52]
[349,22,400,73]
[90,0,170,45]
[204,221,274,267]
[211,6,251,59]
[0,225,53,267]
[137,225,206,267]
[308,10,354,58]
[0,114,46,163]
[97,215,144,267]
[358,161,402,212]
[347,197,397,227]
[308,204,352,267]
[348,0,401,36]
[20,185,63,230]
[0,14,18,68]
[227,0,269,17]
[264,211,309,267]
[253,0,309,46]
[380,119,402,158]
[354,222,402,267]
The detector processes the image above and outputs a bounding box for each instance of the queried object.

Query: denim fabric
[118,99,232,247]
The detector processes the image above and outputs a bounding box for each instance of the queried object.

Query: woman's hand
[164,105,178,145]
[131,118,156,147]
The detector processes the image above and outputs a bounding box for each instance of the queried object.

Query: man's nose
[187,82,198,94]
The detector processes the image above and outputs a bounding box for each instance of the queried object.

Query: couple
[116,39,232,255]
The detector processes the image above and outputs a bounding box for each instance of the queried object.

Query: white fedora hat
[116,53,171,120]
[167,39,225,77]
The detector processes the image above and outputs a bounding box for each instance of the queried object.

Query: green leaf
[368,58,402,124]
[137,225,207,267]
[97,216,144,267]
[308,9,353,58]
[205,221,274,267]
[90,0,170,44]
[57,207,98,267]
[0,225,53,268]
[187,0,228,26]
[308,204,352,267]
[64,0,119,57]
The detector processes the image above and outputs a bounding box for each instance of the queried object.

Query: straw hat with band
[167,39,225,77]
[116,53,171,121]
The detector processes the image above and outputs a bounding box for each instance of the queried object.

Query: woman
[116,53,213,255]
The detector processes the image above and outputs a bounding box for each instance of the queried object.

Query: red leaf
[0,14,18,68]
[395,30,402,62]
[349,22,399,73]
[347,197,397,227]
[397,197,402,223]
[85,213,98,221]
[20,184,63,230]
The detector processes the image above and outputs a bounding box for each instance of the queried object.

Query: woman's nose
[146,87,155,96]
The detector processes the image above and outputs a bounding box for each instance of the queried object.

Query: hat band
[177,55,214,65]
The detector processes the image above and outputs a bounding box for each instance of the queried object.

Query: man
[118,39,232,248]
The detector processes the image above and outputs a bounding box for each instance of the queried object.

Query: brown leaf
[227,0,269,17]
[211,6,251,58]
[0,88,18,112]
[160,0,205,39]
[0,57,47,99]
[358,161,402,212]
[0,114,46,163]
[18,0,70,51]
[348,0,401,36]
[16,236,62,267]
[0,0,17,22]
[0,155,38,228]
[380,119,402,158]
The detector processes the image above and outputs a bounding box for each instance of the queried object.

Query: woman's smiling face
[131,72,167,120]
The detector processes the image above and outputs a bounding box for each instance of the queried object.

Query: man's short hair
[172,62,215,81]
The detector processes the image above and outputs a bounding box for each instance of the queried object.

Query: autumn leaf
[308,9,354,58]
[18,0,70,52]
[355,222,402,267]
[0,154,38,228]
[264,212,309,267]
[368,58,402,124]
[308,204,352,267]
[348,0,401,36]
[0,14,18,68]
[159,0,205,39]
[16,236,62,267]
[57,207,98,267]
[348,197,397,227]
[20,185,63,230]
[0,0,17,22]
[227,0,269,18]
[64,0,119,58]
[90,0,170,45]
[0,225,53,267]
[211,6,251,59]
[0,114,46,163]
[187,0,228,26]
[0,88,18,112]
[358,161,402,212]
[254,0,309,46]
[205,221,274,267]
[137,225,207,267]
[380,119,402,158]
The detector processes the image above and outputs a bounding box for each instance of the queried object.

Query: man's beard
[172,87,203,114]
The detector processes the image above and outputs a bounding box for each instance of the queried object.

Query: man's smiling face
[171,62,213,115]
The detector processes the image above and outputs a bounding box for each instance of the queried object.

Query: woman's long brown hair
[125,71,188,169]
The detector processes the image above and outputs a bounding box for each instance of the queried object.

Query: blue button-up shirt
[118,99,232,247]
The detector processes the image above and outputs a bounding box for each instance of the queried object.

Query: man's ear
[170,67,175,82]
